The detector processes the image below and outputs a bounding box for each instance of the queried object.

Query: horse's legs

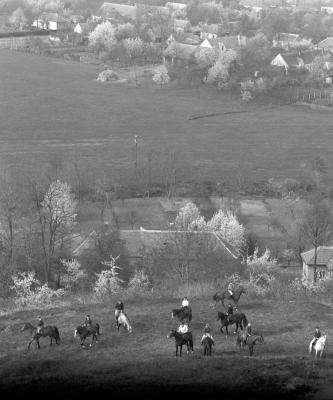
[36,338,40,349]
[50,337,53,346]
[28,338,34,351]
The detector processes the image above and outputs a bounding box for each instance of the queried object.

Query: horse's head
[21,323,29,332]
[168,330,176,339]
[74,326,82,337]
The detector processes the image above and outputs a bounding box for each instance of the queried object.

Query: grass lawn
[1,50,333,184]
[0,297,333,398]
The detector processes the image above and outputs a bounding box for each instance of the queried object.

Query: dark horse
[217,312,248,335]
[172,307,192,323]
[236,333,264,356]
[168,330,194,357]
[21,323,60,350]
[74,323,101,347]
[213,287,245,308]
[202,336,214,356]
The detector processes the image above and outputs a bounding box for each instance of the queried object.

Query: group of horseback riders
[32,281,323,354]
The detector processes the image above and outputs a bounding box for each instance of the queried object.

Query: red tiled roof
[301,246,333,266]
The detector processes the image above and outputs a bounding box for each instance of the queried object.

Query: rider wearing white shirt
[178,321,189,334]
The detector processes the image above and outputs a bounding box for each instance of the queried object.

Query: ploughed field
[1,50,333,182]
[1,298,333,398]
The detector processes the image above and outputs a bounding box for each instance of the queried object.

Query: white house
[199,35,247,52]
[321,6,333,14]
[301,246,333,283]
[32,13,69,30]
[270,52,304,72]
[317,37,333,53]
[165,2,187,11]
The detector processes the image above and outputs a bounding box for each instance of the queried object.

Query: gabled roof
[281,52,303,67]
[169,32,201,45]
[120,228,239,260]
[137,3,170,16]
[173,19,189,29]
[274,32,301,42]
[318,37,333,49]
[301,49,323,64]
[99,2,137,20]
[164,41,198,61]
[165,2,187,10]
[39,12,69,23]
[75,22,93,34]
[301,246,333,266]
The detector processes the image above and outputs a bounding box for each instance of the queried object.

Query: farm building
[165,2,187,11]
[301,246,333,283]
[272,32,312,51]
[317,37,333,53]
[270,52,304,72]
[163,42,198,65]
[199,35,248,52]
[166,32,201,45]
[32,13,70,30]
[97,2,137,21]
[120,227,240,267]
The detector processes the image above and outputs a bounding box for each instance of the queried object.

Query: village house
[321,6,333,14]
[171,19,190,34]
[97,2,137,21]
[32,13,70,31]
[199,35,248,53]
[270,52,304,72]
[272,32,312,50]
[163,41,198,65]
[240,0,264,12]
[199,24,220,40]
[165,2,187,12]
[166,32,201,46]
[301,246,333,283]
[317,37,333,53]
[121,227,240,267]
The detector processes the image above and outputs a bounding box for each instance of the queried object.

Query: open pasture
[1,50,333,183]
[0,297,333,397]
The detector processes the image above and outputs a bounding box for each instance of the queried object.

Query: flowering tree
[174,202,207,231]
[206,49,237,89]
[89,21,117,52]
[124,37,144,85]
[152,65,170,88]
[94,254,124,299]
[207,209,245,250]
[60,259,87,291]
[9,8,27,29]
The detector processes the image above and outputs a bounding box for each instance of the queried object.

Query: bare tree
[301,197,333,283]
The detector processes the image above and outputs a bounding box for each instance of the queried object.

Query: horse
[309,335,326,359]
[171,307,192,323]
[117,311,132,333]
[168,330,194,357]
[21,323,60,350]
[217,311,248,335]
[238,334,264,356]
[74,323,101,347]
[213,287,245,308]
[201,336,214,356]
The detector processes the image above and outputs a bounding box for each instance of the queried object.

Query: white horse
[309,335,326,359]
[117,311,132,333]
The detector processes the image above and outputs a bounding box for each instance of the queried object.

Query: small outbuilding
[301,246,333,283]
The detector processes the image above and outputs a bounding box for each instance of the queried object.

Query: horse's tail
[96,323,101,336]
[188,310,192,322]
[242,314,248,328]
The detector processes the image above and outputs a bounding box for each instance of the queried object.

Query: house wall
[303,263,330,283]
[271,54,288,70]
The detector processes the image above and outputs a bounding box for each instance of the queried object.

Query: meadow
[1,49,333,183]
[0,296,333,398]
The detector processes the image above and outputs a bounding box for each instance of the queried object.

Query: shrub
[11,272,65,307]
[60,259,88,291]
[97,69,119,82]
[93,255,124,300]
[127,268,152,294]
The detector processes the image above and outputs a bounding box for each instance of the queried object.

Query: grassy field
[1,297,333,398]
[1,50,333,183]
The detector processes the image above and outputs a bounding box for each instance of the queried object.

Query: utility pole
[134,135,138,168]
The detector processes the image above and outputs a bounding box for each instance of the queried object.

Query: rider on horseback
[201,323,214,345]
[178,320,189,335]
[227,282,234,299]
[310,327,322,350]
[84,314,92,332]
[36,315,44,335]
[244,323,252,343]
[115,300,124,325]
[226,303,234,322]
